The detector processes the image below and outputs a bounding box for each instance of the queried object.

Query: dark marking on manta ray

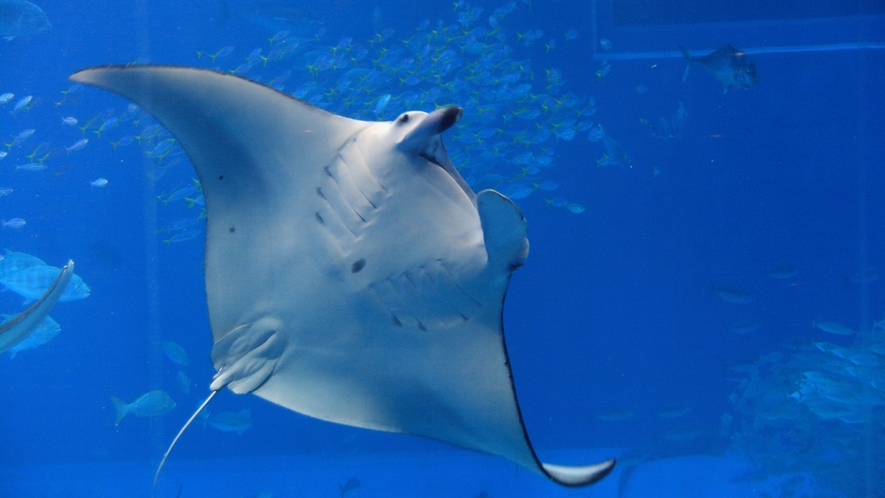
[218,175,224,180]
[229,226,236,233]
[351,258,366,273]
[416,319,426,331]
[392,316,402,326]
[315,212,325,225]
[316,187,326,199]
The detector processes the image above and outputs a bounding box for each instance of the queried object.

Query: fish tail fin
[679,46,692,82]
[111,396,128,425]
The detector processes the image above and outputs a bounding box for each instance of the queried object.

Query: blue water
[1,1,883,497]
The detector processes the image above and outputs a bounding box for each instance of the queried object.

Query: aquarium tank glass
[1,0,883,497]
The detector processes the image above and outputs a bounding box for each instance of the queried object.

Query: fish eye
[398,113,409,124]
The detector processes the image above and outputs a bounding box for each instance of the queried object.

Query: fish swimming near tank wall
[679,43,758,93]
[0,0,51,40]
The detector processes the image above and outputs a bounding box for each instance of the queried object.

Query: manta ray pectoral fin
[0,260,74,354]
[474,192,616,486]
[209,317,285,393]
[477,190,529,273]
[541,460,617,486]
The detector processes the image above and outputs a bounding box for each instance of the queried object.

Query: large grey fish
[111,390,177,425]
[204,408,252,435]
[4,314,60,358]
[0,264,90,303]
[0,0,50,39]
[0,249,46,280]
[680,43,758,93]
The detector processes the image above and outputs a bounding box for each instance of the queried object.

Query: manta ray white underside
[70,66,615,487]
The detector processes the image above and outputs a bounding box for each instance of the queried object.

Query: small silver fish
[90,178,108,188]
[11,95,32,114]
[767,264,797,279]
[2,218,26,229]
[15,128,34,141]
[176,370,191,394]
[65,138,88,152]
[61,116,77,126]
[711,283,754,304]
[566,202,585,214]
[15,163,46,172]
[205,408,252,435]
[161,340,190,366]
[111,390,176,425]
[0,93,13,104]
[812,321,854,336]
[373,93,391,117]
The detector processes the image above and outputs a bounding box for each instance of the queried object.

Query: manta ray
[70,66,615,489]
[0,260,73,354]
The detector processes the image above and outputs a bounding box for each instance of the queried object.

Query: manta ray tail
[153,389,219,496]
[679,46,693,82]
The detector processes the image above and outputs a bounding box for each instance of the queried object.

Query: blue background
[0,0,883,496]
